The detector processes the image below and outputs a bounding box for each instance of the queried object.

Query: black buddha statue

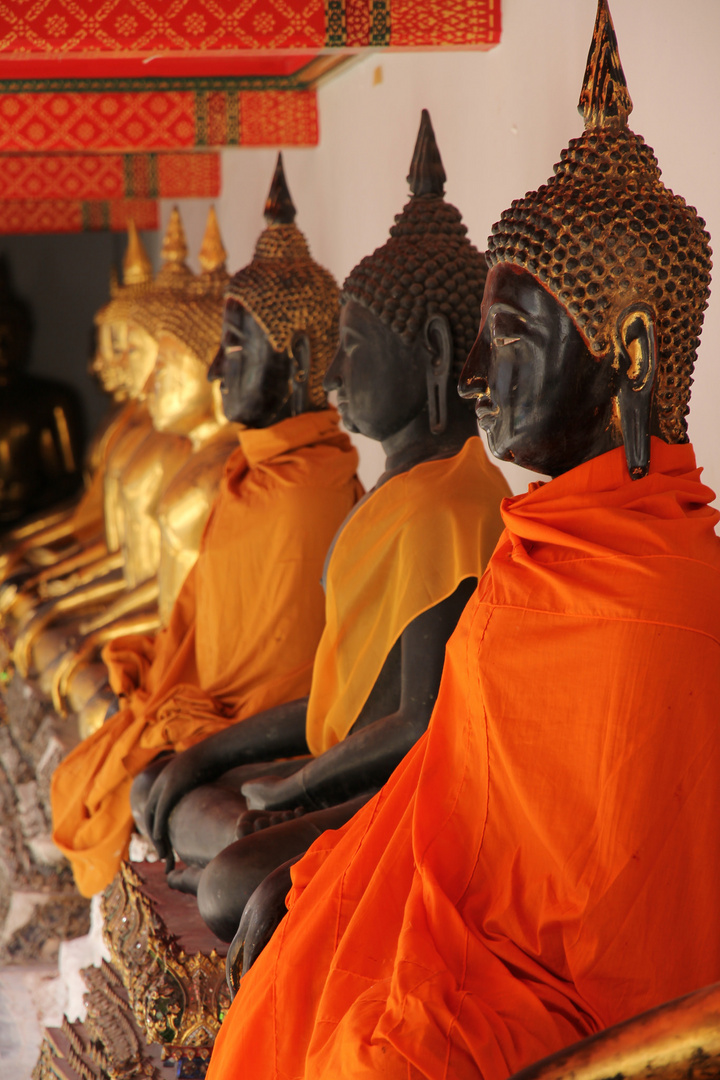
[0,257,84,528]
[132,112,510,951]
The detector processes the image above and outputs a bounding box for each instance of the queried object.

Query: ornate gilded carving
[486,0,712,444]
[226,152,339,407]
[102,862,230,1056]
[33,961,161,1080]
[509,980,720,1080]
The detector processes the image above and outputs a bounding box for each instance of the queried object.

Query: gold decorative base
[0,668,89,964]
[33,960,164,1080]
[102,860,230,1065]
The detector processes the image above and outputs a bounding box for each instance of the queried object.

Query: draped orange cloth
[51,409,361,897]
[208,439,720,1080]
[306,437,510,755]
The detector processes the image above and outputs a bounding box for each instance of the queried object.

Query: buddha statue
[51,153,363,900]
[0,223,158,642]
[132,112,510,944]
[0,258,84,530]
[0,223,156,593]
[50,208,239,730]
[203,7,720,1080]
[10,210,203,681]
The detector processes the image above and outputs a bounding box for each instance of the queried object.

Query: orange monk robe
[208,438,720,1080]
[305,436,510,756]
[51,409,362,897]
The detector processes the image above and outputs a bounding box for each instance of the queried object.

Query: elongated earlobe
[424,315,452,435]
[615,304,657,479]
[289,333,311,416]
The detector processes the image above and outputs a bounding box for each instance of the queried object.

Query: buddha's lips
[474,396,500,424]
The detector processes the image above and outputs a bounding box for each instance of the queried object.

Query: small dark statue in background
[0,258,83,528]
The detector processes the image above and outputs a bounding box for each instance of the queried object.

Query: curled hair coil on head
[342,109,488,382]
[226,154,339,410]
[486,0,712,443]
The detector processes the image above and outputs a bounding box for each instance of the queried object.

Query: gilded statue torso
[156,423,241,625]
[119,428,193,588]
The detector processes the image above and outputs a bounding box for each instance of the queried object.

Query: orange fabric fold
[208,438,720,1080]
[51,409,362,896]
[306,437,510,754]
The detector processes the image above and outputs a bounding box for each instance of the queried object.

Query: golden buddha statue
[47,209,239,730]
[0,223,158,615]
[6,217,197,675]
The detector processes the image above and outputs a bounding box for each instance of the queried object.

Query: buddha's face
[93,321,129,398]
[459,264,618,477]
[208,299,293,428]
[125,321,159,400]
[150,331,214,434]
[324,299,427,443]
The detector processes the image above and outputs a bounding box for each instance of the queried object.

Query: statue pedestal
[103,860,230,1074]
[34,961,168,1080]
[35,862,230,1079]
[0,666,89,963]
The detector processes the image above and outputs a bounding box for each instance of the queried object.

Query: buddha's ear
[289,332,311,415]
[615,303,657,480]
[423,314,452,435]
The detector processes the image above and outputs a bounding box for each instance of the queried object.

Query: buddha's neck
[187,415,223,451]
[380,401,477,486]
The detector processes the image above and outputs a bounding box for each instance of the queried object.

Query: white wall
[162,0,720,498]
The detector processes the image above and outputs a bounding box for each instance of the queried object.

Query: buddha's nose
[323,347,343,393]
[458,332,489,399]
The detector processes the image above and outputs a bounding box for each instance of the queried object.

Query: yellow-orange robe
[51,409,361,897]
[305,437,510,755]
[208,439,720,1080]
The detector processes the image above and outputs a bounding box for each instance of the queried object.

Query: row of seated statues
[5,2,720,1078]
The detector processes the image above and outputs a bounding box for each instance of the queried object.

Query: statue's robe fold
[208,438,720,1080]
[51,409,361,897]
[305,436,510,755]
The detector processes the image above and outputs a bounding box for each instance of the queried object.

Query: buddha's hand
[143,747,206,871]
[235,805,306,838]
[226,860,297,997]
[241,772,308,812]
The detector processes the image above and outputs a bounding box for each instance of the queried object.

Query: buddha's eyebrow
[224,322,245,339]
[488,302,528,323]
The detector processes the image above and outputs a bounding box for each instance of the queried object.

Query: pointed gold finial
[578,0,633,130]
[123,219,153,287]
[198,206,227,275]
[161,205,189,268]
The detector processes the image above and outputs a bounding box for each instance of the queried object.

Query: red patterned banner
[337,0,500,48]
[0,199,158,234]
[0,152,219,200]
[0,90,318,151]
[0,0,500,70]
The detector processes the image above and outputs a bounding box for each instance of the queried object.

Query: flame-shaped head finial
[578,0,633,130]
[407,109,446,197]
[123,219,153,287]
[264,154,297,226]
[198,206,227,275]
[161,206,189,268]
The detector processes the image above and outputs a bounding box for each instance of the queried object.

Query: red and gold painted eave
[0,0,501,232]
